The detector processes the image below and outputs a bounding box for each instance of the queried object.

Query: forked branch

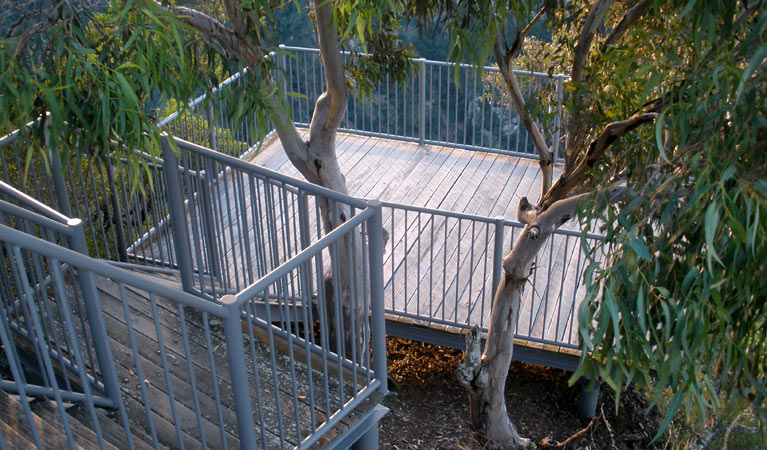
[541,97,665,210]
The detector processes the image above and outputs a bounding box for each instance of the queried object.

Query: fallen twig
[553,411,603,447]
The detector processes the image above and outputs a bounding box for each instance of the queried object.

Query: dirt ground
[379,337,663,450]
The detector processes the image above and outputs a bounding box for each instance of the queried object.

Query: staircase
[0,389,158,450]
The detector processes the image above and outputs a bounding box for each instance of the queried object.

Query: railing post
[418,58,426,147]
[49,145,73,219]
[206,103,218,152]
[553,77,564,160]
[198,170,220,280]
[160,135,195,294]
[491,216,505,295]
[366,200,388,395]
[105,157,129,262]
[220,295,258,447]
[68,218,122,405]
[43,118,74,218]
[277,44,288,96]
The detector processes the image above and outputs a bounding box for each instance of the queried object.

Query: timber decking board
[253,134,589,347]
[143,131,590,350]
[76,273,356,450]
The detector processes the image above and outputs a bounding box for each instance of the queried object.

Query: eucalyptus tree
[411,0,767,447]
[1,0,412,354]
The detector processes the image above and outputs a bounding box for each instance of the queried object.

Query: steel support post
[105,157,129,262]
[220,296,258,448]
[366,200,388,395]
[68,218,122,405]
[577,374,600,420]
[160,135,195,294]
[49,145,73,218]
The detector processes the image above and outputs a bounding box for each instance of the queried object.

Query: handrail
[0,180,71,224]
[0,199,75,236]
[155,71,247,128]
[233,207,373,305]
[278,45,570,80]
[0,224,226,316]
[174,137,369,209]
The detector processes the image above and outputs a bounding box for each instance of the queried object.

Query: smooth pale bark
[458,195,585,448]
[273,0,365,357]
[492,35,553,201]
[157,0,365,355]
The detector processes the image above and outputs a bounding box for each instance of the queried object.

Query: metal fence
[278,45,568,159]
[0,178,387,448]
[380,203,602,350]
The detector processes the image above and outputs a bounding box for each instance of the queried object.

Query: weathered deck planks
[92,273,350,449]
[138,131,590,349]
[249,133,588,347]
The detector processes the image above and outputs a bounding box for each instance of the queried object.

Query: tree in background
[410,0,767,447]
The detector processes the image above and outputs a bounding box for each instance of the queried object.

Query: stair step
[66,402,159,450]
[0,389,161,449]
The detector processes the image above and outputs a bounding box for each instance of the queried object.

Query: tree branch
[572,0,615,83]
[492,33,553,200]
[311,0,348,133]
[541,97,666,210]
[150,0,308,164]
[521,6,547,41]
[600,0,652,53]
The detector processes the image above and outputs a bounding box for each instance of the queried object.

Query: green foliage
[572,0,767,438]
[1,1,205,158]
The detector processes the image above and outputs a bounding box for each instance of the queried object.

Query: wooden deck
[135,131,589,351]
[249,133,588,349]
[250,132,558,216]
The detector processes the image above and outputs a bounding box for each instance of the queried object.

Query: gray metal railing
[278,45,568,159]
[0,191,386,449]
[380,203,602,350]
[0,181,122,406]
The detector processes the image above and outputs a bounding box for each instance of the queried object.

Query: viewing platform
[248,132,594,368]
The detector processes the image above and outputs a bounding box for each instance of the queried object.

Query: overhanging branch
[572,0,615,83]
[541,97,666,210]
[600,0,652,53]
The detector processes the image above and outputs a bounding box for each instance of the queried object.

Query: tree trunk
[269,0,366,358]
[458,223,554,448]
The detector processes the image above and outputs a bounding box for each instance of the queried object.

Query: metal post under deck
[366,200,388,396]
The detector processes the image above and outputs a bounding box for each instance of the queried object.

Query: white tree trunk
[458,226,550,448]
[270,0,365,357]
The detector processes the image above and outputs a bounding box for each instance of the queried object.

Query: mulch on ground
[379,337,663,449]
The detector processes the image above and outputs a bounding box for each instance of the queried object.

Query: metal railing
[0,183,387,449]
[0,181,122,408]
[380,203,602,350]
[278,45,568,158]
